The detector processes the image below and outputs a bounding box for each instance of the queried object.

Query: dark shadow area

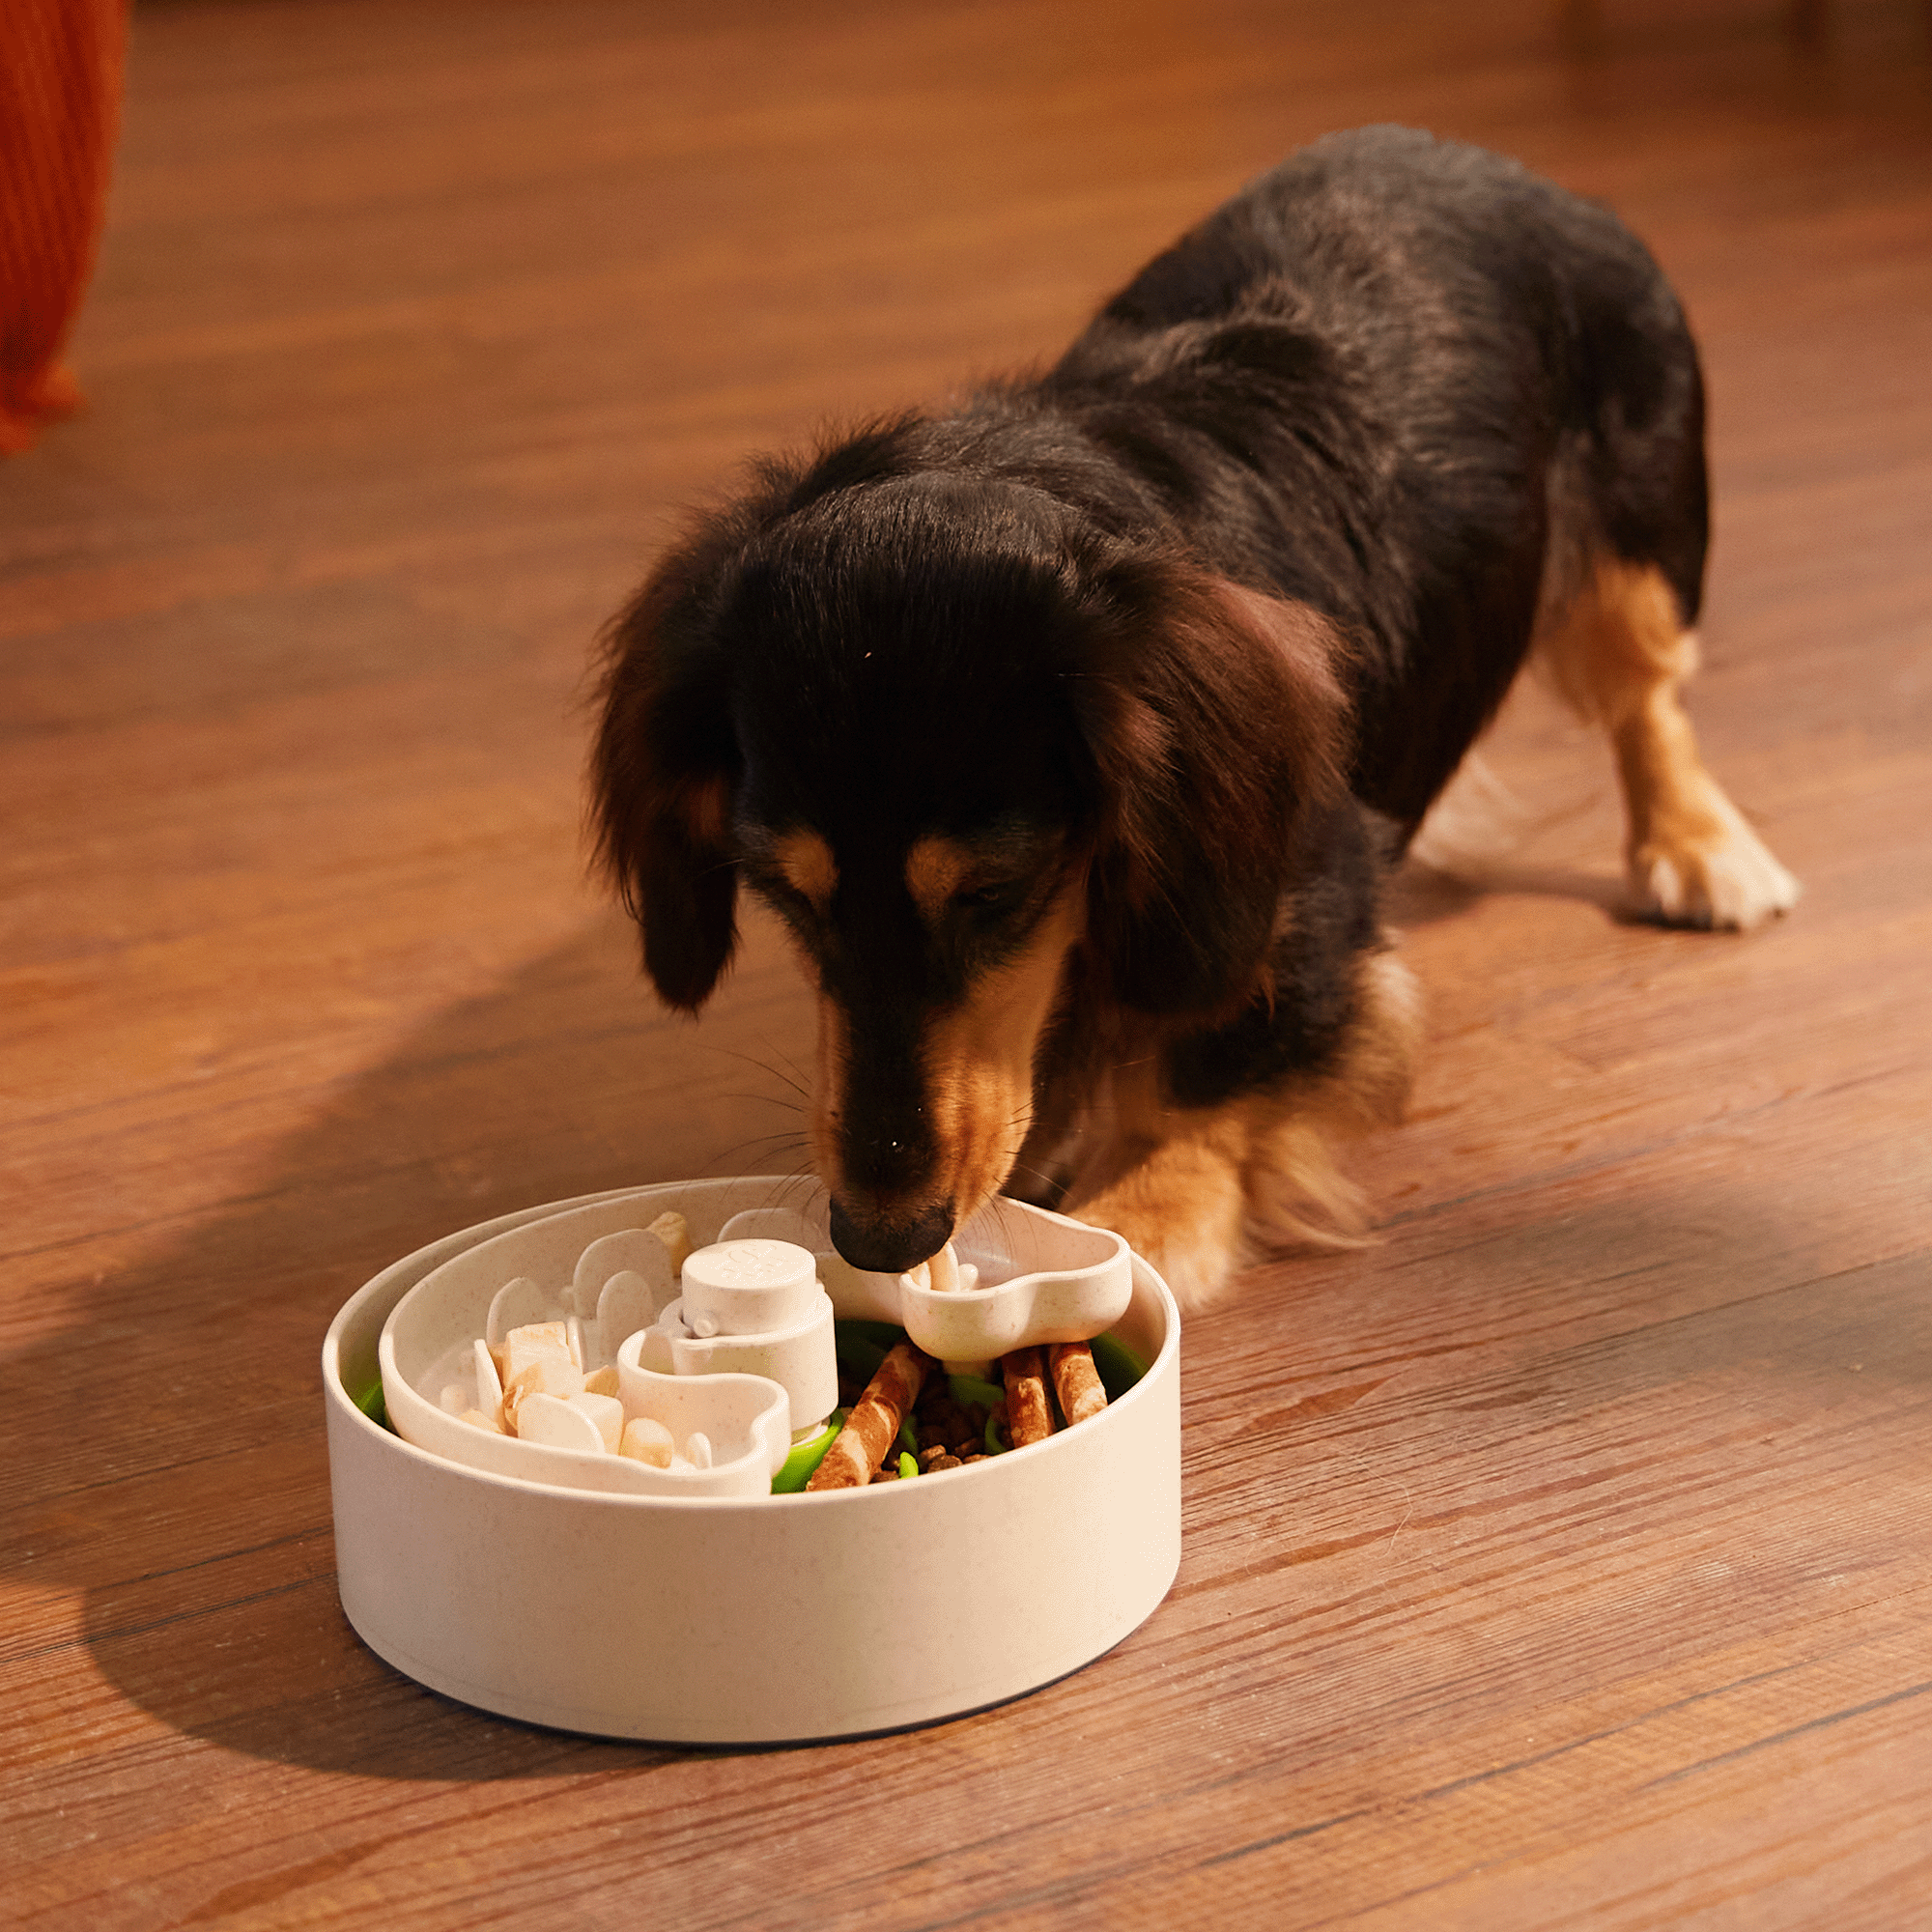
[7,870,1881,1785]
[5,909,829,1780]
[1385,856,1628,927]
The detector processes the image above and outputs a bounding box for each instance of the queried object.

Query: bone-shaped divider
[383,1204,800,1498]
[714,1200,1135,1364]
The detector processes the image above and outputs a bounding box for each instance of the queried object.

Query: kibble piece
[619,1416,674,1467]
[1047,1341,1109,1427]
[582,1365,621,1398]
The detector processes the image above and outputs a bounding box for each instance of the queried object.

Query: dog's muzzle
[827,1196,956,1276]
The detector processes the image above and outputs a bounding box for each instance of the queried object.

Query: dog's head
[593,433,1350,1272]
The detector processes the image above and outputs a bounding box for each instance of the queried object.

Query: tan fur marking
[913,889,1085,1227]
[1536,558,1799,929]
[682,774,732,849]
[805,886,1084,1234]
[1065,944,1423,1307]
[904,837,972,922]
[807,989,851,1193]
[773,828,838,911]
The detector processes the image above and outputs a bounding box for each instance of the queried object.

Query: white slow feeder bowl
[323,1178,1180,1745]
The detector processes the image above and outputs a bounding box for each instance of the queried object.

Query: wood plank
[3,0,1929,1925]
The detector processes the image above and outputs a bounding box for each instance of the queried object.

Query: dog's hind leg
[1537,557,1800,929]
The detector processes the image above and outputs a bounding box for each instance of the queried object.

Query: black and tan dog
[592,126,1798,1304]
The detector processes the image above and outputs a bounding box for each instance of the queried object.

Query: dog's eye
[954,880,1023,915]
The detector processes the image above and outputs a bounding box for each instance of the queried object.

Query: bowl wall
[324,1179,1180,1743]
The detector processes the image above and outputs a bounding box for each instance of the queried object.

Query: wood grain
[3,1,1929,1925]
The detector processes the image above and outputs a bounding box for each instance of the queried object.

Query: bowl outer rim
[326,1178,1179,1515]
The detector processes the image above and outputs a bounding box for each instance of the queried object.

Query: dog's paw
[1069,1188,1243,1311]
[1628,789,1801,931]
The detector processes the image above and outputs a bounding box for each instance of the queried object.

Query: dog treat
[1001,1347,1055,1448]
[497,1320,575,1390]
[807,1340,934,1491]
[619,1415,675,1467]
[502,1355,585,1432]
[571,1390,625,1451]
[1047,1341,1108,1427]
[582,1364,621,1398]
[514,1391,606,1452]
[646,1208,693,1276]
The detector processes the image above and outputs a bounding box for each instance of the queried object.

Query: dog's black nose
[828,1197,956,1275]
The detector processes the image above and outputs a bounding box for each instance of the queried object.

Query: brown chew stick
[806,1341,933,1491]
[1002,1347,1055,1448]
[1047,1342,1109,1427]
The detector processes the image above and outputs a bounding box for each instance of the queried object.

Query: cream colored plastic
[383,1211,796,1498]
[635,1236,838,1440]
[714,1197,1135,1363]
[324,1178,1180,1744]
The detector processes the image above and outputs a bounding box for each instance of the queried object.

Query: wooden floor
[5,1,1930,1924]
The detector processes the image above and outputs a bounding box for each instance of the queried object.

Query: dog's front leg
[1059,1062,1253,1307]
[1064,951,1422,1306]
[1068,1133,1250,1308]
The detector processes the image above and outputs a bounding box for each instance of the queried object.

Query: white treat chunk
[569,1391,625,1452]
[927,1244,960,1294]
[685,1432,713,1470]
[439,1382,469,1416]
[514,1392,607,1453]
[582,1364,620,1398]
[461,1407,505,1435]
[498,1321,575,1389]
[619,1416,674,1467]
[502,1356,584,1433]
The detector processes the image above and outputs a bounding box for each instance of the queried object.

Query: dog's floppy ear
[1070,557,1353,1015]
[592,537,744,1012]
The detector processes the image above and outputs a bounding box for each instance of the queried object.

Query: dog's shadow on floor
[23,867,1630,1783]
[1385,856,1628,926]
[11,909,825,1781]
